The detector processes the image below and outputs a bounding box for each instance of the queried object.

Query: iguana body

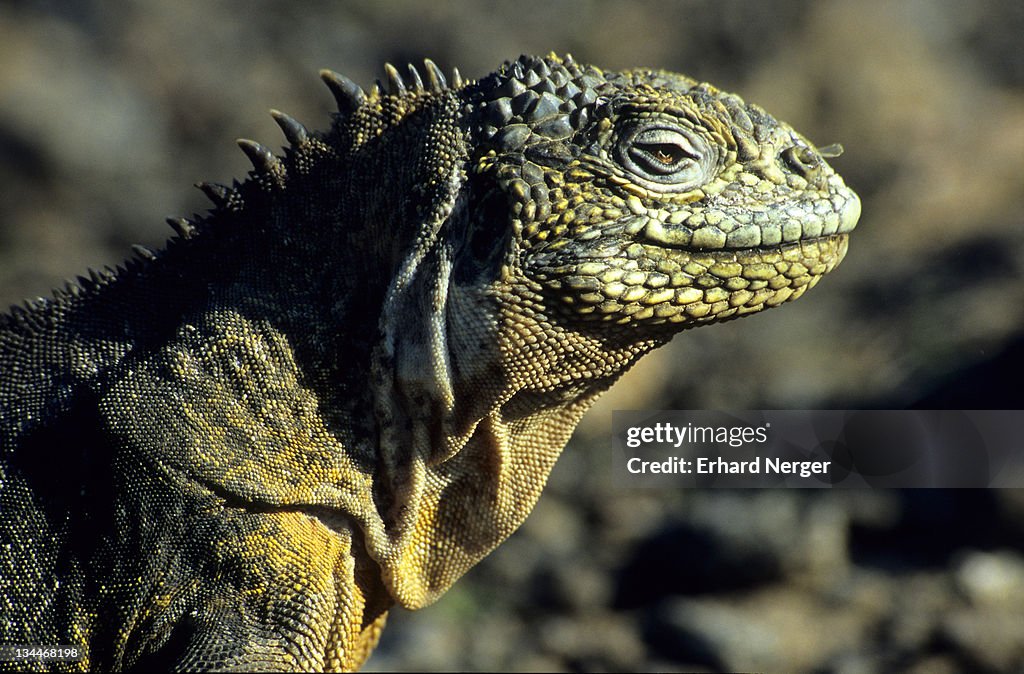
[0,54,859,671]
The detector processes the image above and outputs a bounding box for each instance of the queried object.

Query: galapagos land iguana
[0,53,860,671]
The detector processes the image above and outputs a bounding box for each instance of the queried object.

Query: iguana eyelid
[616,121,716,190]
[632,127,702,162]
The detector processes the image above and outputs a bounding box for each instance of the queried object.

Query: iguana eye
[616,124,714,190]
[641,142,688,166]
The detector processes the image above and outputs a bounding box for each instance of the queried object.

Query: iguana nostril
[782,144,822,180]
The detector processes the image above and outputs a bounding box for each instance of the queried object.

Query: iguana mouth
[537,234,850,326]
[644,232,850,254]
[638,185,861,253]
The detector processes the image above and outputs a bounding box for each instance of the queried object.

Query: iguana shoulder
[0,53,859,671]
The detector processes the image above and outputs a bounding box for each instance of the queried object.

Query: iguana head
[468,53,860,335]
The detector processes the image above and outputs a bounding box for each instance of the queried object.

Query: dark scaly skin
[0,54,859,671]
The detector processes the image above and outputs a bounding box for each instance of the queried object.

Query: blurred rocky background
[2,0,1023,671]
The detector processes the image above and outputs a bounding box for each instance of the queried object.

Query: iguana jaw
[516,176,859,330]
[545,178,859,328]
[528,234,848,329]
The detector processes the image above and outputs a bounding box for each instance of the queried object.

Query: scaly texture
[0,53,859,671]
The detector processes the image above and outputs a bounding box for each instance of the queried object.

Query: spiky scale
[319,69,366,114]
[451,66,464,88]
[195,182,231,208]
[166,216,197,239]
[383,63,406,96]
[88,267,114,284]
[423,58,446,91]
[270,109,309,146]
[237,139,282,173]
[21,305,46,330]
[131,245,157,261]
[406,64,424,92]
